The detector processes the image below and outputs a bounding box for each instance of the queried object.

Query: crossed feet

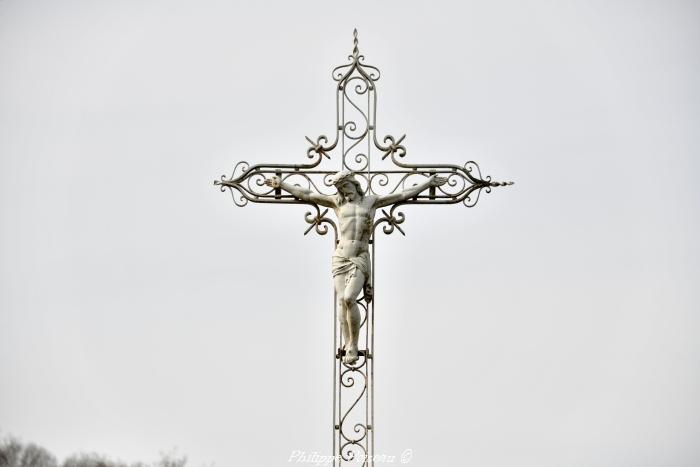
[342,344,359,365]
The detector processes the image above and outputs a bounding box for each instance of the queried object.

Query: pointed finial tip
[352,28,359,56]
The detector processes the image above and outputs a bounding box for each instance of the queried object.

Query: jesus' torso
[334,195,377,257]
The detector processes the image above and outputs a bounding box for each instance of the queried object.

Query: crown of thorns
[329,170,358,186]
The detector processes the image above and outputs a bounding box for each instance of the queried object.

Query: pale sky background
[1,1,699,466]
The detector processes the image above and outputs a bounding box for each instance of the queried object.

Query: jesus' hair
[335,178,365,206]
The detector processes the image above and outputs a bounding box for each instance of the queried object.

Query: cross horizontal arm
[215,160,512,209]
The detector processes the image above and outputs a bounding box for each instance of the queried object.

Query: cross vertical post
[214,30,513,466]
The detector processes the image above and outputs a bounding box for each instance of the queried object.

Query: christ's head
[331,170,364,205]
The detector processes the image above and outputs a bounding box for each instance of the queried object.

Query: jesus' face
[339,181,359,202]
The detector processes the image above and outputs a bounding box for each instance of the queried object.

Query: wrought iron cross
[214,30,512,466]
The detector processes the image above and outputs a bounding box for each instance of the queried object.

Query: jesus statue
[265,171,447,364]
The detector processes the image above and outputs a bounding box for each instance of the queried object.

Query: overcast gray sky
[1,1,699,466]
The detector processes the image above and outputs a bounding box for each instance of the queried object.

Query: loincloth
[332,251,373,301]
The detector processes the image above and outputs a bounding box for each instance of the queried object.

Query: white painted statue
[265,171,447,364]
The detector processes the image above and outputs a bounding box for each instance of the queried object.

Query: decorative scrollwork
[305,135,334,160]
[332,30,381,86]
[338,334,369,462]
[374,208,406,236]
[214,29,512,231]
[303,206,337,237]
[377,134,407,160]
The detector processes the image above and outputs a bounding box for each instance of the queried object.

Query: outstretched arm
[264,176,336,208]
[374,174,447,208]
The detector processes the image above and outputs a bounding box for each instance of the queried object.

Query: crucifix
[214,30,513,466]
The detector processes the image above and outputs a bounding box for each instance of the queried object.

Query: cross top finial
[352,28,359,57]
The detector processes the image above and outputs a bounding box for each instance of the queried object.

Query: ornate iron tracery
[214,29,512,466]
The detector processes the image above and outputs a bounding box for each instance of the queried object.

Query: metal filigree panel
[215,30,511,238]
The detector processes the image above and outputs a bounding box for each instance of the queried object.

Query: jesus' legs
[334,274,350,352]
[340,270,365,364]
